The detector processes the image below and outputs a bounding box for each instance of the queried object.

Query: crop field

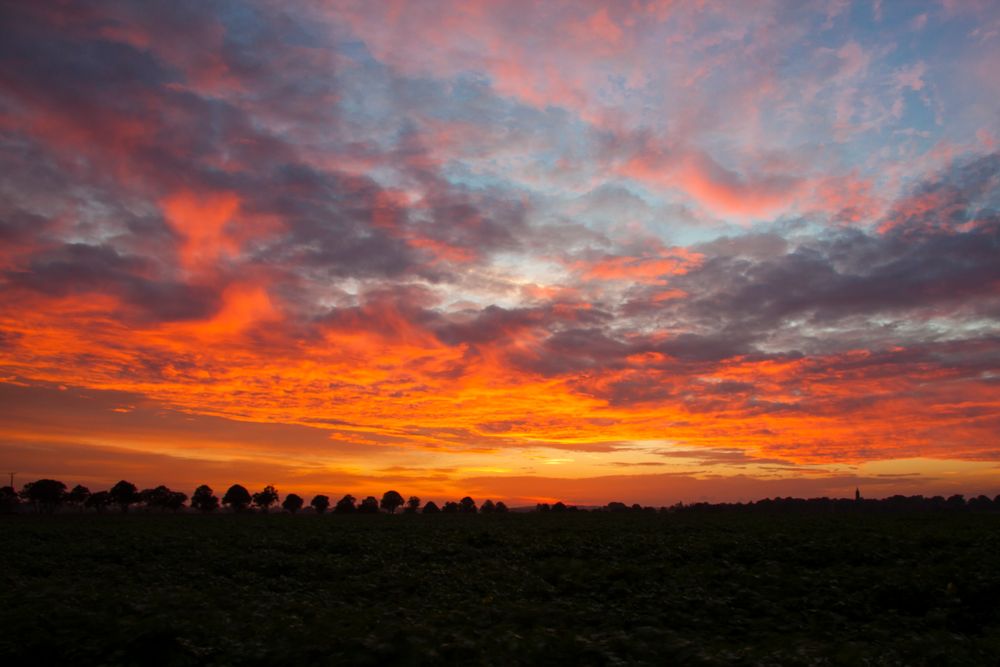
[3,511,1000,665]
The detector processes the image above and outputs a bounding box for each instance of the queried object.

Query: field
[3,511,1000,665]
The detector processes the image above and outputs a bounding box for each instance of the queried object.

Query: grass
[2,511,1000,665]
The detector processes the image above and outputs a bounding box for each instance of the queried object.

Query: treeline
[0,479,510,515]
[3,479,999,515]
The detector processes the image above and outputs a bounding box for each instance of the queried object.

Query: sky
[1,0,999,506]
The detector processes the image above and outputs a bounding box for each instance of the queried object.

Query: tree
[282,493,304,513]
[494,501,509,513]
[380,490,404,514]
[66,484,91,510]
[252,485,279,513]
[0,486,18,513]
[536,503,550,513]
[109,480,140,513]
[334,494,356,513]
[85,490,111,513]
[358,496,379,513]
[310,494,330,514]
[164,491,187,511]
[404,496,421,513]
[223,484,252,512]
[140,485,172,510]
[23,479,67,513]
[422,500,440,514]
[459,496,477,514]
[191,485,219,513]
[442,501,459,513]
[552,501,567,512]
[480,499,495,514]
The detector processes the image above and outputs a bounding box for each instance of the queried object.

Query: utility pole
[6,472,14,489]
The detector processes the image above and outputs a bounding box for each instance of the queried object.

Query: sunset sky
[1,0,999,506]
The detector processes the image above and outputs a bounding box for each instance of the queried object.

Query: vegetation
[2,510,999,665]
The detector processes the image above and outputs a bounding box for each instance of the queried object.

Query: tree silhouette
[164,491,187,511]
[459,496,477,513]
[422,500,440,514]
[358,496,379,513]
[140,485,173,510]
[552,501,567,512]
[223,484,252,512]
[536,503,550,512]
[66,484,91,511]
[191,485,219,513]
[109,480,140,513]
[0,486,18,513]
[404,495,421,513]
[85,490,111,513]
[252,485,279,513]
[334,494,356,513]
[310,494,330,514]
[480,499,495,514]
[282,493,304,513]
[495,501,509,513]
[380,490,404,514]
[442,501,459,513]
[21,479,67,513]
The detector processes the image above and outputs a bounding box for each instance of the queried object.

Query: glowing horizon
[1,1,999,506]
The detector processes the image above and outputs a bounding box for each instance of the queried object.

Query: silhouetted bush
[404,496,420,513]
[310,494,330,514]
[422,500,440,514]
[358,496,379,513]
[494,501,508,513]
[442,501,459,513]
[282,493,304,513]
[480,499,495,513]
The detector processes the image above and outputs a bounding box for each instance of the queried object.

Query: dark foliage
[109,480,140,513]
[252,485,279,513]
[357,496,379,514]
[21,479,67,512]
[191,485,219,513]
[282,494,304,514]
[222,485,252,512]
[334,494,356,514]
[459,496,477,514]
[84,490,111,513]
[3,512,1000,665]
[310,495,330,514]
[380,490,404,514]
